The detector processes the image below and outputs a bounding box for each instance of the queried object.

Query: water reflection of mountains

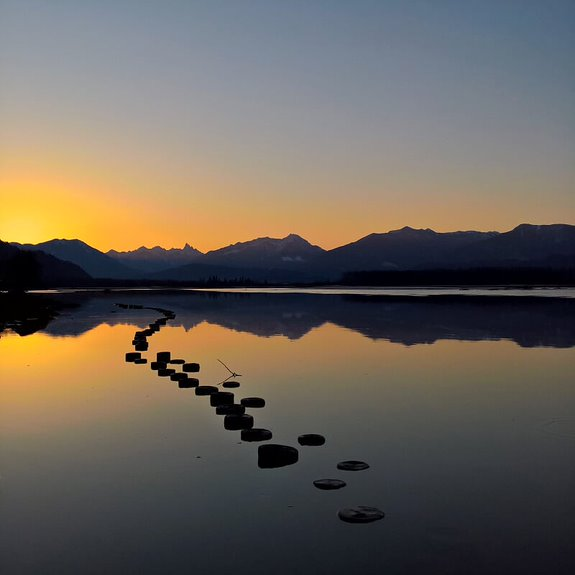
[40,291,575,348]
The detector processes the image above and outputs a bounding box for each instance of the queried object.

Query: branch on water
[217,359,242,377]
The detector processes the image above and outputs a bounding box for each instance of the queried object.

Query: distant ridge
[107,243,203,273]
[6,224,575,283]
[201,234,325,270]
[314,226,499,276]
[12,239,138,279]
[0,240,91,287]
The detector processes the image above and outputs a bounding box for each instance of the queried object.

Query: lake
[1,290,574,574]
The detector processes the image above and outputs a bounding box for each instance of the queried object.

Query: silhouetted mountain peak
[14,238,139,279]
[391,225,431,233]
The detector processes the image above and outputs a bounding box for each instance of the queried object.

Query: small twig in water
[217,359,242,377]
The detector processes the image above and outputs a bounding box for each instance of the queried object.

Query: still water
[1,291,574,574]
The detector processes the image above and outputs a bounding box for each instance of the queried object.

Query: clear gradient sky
[1,0,574,252]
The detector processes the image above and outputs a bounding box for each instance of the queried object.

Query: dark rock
[215,404,245,415]
[183,362,200,373]
[210,392,234,407]
[313,479,346,490]
[158,368,176,377]
[150,361,167,370]
[337,460,370,471]
[241,397,265,408]
[298,434,325,446]
[241,428,272,442]
[134,358,148,364]
[337,506,384,524]
[179,378,199,388]
[157,351,171,362]
[169,359,185,365]
[224,414,254,430]
[125,352,141,362]
[222,381,240,388]
[170,372,189,381]
[195,385,218,396]
[258,444,299,468]
[135,342,148,351]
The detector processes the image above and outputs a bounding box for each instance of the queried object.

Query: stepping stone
[210,392,234,407]
[179,378,199,389]
[298,434,325,446]
[195,386,218,396]
[157,351,171,362]
[158,368,176,377]
[135,342,148,351]
[134,358,148,364]
[313,479,346,490]
[258,444,299,469]
[215,404,245,415]
[337,506,384,524]
[337,461,370,471]
[241,428,272,442]
[222,381,240,388]
[169,359,185,365]
[241,397,265,408]
[125,352,141,362]
[150,361,167,370]
[183,363,200,373]
[170,373,188,382]
[224,414,254,431]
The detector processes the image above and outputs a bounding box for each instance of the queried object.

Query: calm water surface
[1,292,574,574]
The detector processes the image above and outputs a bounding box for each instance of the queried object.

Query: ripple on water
[337,460,369,471]
[540,417,575,440]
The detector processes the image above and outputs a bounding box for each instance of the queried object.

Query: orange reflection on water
[1,319,573,442]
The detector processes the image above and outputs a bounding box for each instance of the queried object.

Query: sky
[1,0,574,252]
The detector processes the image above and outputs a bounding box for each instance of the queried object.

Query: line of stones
[120,303,384,524]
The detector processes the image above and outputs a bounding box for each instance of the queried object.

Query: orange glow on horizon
[2,168,573,253]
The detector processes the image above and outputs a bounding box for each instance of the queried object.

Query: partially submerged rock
[195,385,218,396]
[241,428,272,442]
[258,444,299,468]
[134,358,147,364]
[215,404,245,415]
[179,378,199,388]
[210,391,235,407]
[298,434,325,446]
[222,381,240,388]
[337,460,370,471]
[313,479,346,490]
[157,351,171,362]
[183,362,200,373]
[158,368,176,377]
[125,352,141,362]
[337,506,384,524]
[224,414,254,430]
[241,397,265,408]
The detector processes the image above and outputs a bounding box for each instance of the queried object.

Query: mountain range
[4,223,575,285]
